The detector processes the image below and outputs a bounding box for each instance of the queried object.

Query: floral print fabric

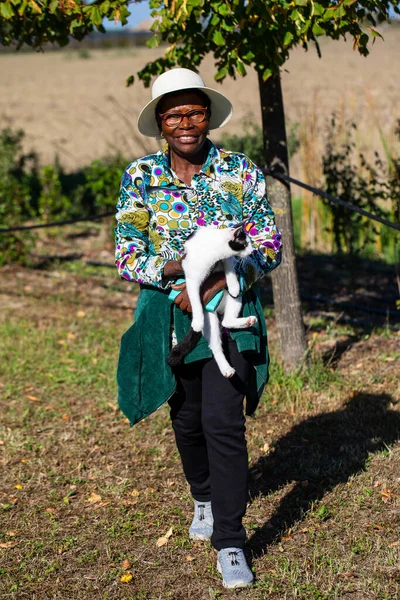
[115,141,282,293]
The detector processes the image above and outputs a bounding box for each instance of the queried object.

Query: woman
[115,68,282,588]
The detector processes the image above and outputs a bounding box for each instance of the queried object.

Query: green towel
[117,284,269,426]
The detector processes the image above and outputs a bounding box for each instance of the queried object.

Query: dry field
[1,24,399,177]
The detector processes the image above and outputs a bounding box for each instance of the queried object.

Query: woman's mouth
[176,135,198,143]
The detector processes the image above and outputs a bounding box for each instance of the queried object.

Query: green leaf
[215,65,229,81]
[294,0,308,5]
[126,75,135,87]
[283,31,294,47]
[91,7,102,26]
[262,67,272,81]
[147,35,159,49]
[242,50,255,62]
[212,30,225,46]
[312,22,325,36]
[313,3,325,16]
[49,0,59,14]
[236,59,246,76]
[217,4,231,16]
[359,33,368,46]
[0,2,14,19]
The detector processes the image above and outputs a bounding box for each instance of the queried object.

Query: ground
[0,225,399,599]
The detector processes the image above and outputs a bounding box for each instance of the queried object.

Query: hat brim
[137,86,233,137]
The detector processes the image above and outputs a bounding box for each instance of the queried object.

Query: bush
[0,128,39,265]
[322,116,398,260]
[217,119,299,167]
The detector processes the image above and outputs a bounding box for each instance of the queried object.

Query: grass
[0,264,399,599]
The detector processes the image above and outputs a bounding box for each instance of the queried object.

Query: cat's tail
[167,328,202,367]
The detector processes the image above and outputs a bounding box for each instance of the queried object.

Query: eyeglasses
[159,109,209,128]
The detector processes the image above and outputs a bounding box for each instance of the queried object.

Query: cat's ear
[230,221,247,241]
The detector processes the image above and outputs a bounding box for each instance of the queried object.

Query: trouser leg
[169,360,211,501]
[202,338,251,550]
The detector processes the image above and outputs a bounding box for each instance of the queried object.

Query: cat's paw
[191,318,204,333]
[222,366,236,378]
[246,316,257,327]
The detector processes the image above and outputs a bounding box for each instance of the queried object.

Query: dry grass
[0,257,399,599]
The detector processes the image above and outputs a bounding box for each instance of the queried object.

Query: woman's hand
[171,272,227,313]
[163,258,185,279]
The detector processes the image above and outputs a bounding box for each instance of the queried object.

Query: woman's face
[158,90,210,158]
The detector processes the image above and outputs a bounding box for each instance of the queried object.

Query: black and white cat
[167,224,257,378]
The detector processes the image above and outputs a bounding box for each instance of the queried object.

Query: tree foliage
[136,0,400,85]
[0,0,131,48]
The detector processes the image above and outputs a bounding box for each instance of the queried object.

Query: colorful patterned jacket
[115,140,282,292]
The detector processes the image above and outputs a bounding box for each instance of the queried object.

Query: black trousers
[169,337,252,550]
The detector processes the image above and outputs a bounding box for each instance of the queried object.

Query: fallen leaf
[186,555,195,562]
[62,414,70,422]
[281,536,292,542]
[130,489,140,497]
[26,395,39,402]
[66,332,76,340]
[167,480,176,487]
[45,507,56,515]
[270,400,278,405]
[262,443,270,452]
[266,429,273,434]
[76,310,86,318]
[0,541,17,549]
[86,493,102,504]
[390,541,399,547]
[107,402,118,411]
[339,571,356,578]
[94,502,110,509]
[5,531,17,537]
[58,339,66,345]
[120,572,133,583]
[121,559,131,570]
[14,484,23,490]
[156,526,173,547]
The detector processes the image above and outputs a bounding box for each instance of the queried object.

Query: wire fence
[0,172,399,233]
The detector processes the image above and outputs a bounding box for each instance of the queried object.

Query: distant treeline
[0,29,153,54]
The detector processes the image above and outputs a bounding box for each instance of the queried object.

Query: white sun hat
[137,68,233,137]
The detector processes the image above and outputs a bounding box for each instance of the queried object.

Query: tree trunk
[258,72,307,371]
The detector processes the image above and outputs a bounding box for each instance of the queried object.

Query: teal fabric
[117,284,269,426]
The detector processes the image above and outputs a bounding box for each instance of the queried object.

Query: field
[1,23,400,600]
[1,25,399,176]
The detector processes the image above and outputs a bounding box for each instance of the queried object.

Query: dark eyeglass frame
[158,108,210,128]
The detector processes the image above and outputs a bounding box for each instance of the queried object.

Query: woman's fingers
[174,290,192,312]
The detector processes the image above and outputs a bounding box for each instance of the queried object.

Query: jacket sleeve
[234,160,282,294]
[115,162,170,289]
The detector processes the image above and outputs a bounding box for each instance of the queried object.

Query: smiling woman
[114,68,282,589]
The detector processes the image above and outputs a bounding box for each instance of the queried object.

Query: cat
[167,223,257,378]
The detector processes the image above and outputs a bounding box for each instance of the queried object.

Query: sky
[105,2,400,30]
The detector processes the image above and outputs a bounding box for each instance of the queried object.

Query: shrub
[0,128,39,265]
[217,119,299,168]
[322,116,397,260]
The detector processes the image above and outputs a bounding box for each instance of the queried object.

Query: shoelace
[198,504,205,521]
[228,551,240,566]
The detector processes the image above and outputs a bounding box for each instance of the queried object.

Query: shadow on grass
[247,392,400,558]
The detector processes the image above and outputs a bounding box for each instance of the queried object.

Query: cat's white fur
[181,225,256,378]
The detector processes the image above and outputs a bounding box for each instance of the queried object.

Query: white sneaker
[189,500,213,541]
[217,548,254,588]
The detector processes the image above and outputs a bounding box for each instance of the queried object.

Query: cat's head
[228,223,253,257]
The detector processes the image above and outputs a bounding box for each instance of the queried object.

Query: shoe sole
[216,560,254,589]
[189,532,212,541]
